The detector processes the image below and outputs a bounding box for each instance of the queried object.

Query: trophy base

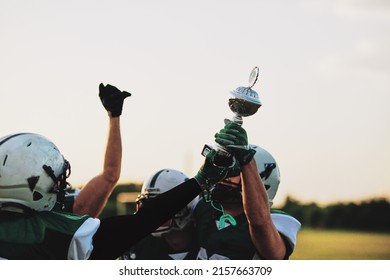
[202,144,235,168]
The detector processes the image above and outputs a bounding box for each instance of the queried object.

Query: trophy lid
[230,86,261,106]
[229,66,261,106]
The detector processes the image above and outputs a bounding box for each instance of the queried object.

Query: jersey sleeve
[271,212,301,251]
[67,217,100,260]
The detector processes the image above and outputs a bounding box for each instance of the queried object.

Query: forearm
[241,160,286,259]
[72,117,121,217]
[103,117,122,183]
[90,178,201,259]
[241,160,270,220]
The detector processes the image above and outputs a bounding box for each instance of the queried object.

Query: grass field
[290,228,390,260]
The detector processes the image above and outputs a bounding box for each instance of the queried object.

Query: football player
[192,122,301,260]
[121,169,199,260]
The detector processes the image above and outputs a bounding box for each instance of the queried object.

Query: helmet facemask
[136,192,193,237]
[43,159,72,210]
[209,146,280,210]
[210,181,243,205]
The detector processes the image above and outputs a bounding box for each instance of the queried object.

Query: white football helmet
[136,168,194,236]
[251,145,280,207]
[0,133,70,212]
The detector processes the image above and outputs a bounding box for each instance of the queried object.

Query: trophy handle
[249,66,259,88]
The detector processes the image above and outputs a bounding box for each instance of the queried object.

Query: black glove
[214,122,256,166]
[99,83,131,117]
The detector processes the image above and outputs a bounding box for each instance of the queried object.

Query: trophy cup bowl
[228,86,262,124]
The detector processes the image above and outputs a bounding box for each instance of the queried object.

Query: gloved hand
[99,83,131,117]
[214,122,256,165]
[194,148,230,190]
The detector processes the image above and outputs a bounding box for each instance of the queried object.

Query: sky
[0,0,389,206]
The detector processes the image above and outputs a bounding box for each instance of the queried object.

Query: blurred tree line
[98,183,390,232]
[98,182,142,218]
[280,196,390,231]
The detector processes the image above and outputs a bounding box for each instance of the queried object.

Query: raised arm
[215,122,288,259]
[72,83,131,217]
[240,160,287,259]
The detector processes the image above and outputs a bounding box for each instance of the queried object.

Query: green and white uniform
[0,178,204,260]
[193,199,301,260]
[0,210,99,260]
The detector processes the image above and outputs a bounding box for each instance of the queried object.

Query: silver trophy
[227,66,262,124]
[203,66,262,167]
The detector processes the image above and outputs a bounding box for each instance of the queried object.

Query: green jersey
[193,199,301,260]
[0,210,99,259]
[0,178,204,260]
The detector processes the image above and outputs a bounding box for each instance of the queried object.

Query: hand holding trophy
[203,67,262,167]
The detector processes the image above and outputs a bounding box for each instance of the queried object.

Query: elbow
[103,167,121,185]
[250,225,287,260]
[105,174,120,185]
